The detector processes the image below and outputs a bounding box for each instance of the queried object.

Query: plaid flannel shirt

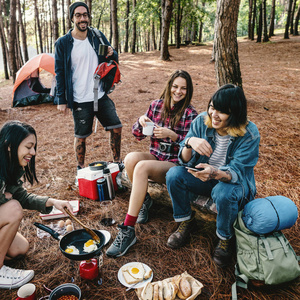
[132,99,198,163]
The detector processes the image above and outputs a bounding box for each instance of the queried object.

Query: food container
[77,163,120,200]
[89,161,107,171]
[49,283,81,300]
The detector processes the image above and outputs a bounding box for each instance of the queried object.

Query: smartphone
[186,167,204,172]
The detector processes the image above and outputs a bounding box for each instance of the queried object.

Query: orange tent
[12,53,56,107]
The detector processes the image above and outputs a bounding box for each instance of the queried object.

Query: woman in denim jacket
[166,84,260,267]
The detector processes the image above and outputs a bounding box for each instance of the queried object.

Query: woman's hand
[107,46,114,57]
[138,115,152,127]
[188,137,213,157]
[187,163,232,182]
[46,198,74,216]
[153,125,177,141]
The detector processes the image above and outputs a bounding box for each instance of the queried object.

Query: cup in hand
[142,122,155,136]
[98,44,108,56]
[16,283,36,300]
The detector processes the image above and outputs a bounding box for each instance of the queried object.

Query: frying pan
[34,222,105,261]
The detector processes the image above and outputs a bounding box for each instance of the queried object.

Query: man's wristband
[184,137,192,148]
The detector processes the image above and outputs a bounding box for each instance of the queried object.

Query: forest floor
[0,33,299,300]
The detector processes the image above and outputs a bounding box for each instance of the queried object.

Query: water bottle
[97,178,109,201]
[103,168,115,200]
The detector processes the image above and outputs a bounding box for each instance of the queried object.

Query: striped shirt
[132,99,198,163]
[208,132,230,168]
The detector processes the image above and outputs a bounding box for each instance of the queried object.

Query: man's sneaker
[213,238,235,267]
[106,224,137,257]
[166,211,196,249]
[137,193,153,224]
[0,265,34,289]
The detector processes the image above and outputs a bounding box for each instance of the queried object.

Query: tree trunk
[66,0,71,31]
[290,0,297,34]
[251,0,256,40]
[294,2,300,35]
[17,0,28,62]
[262,0,269,42]
[131,0,137,54]
[151,20,157,50]
[269,0,276,37]
[175,0,182,48]
[15,20,23,68]
[248,0,253,39]
[61,0,66,35]
[256,3,262,42]
[52,0,59,43]
[0,0,9,79]
[48,0,53,53]
[111,0,118,52]
[8,0,18,82]
[284,0,293,39]
[214,0,242,87]
[34,0,43,53]
[160,0,174,61]
[124,0,129,52]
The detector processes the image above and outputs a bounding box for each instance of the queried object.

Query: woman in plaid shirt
[106,70,198,258]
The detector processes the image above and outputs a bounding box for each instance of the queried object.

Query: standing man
[55,1,122,177]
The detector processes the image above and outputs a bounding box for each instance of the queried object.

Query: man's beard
[75,21,88,32]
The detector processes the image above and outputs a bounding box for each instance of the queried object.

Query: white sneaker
[0,265,34,289]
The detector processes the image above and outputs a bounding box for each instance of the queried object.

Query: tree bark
[111,0,119,52]
[294,2,300,35]
[151,20,157,50]
[61,0,66,35]
[175,0,182,48]
[0,0,9,79]
[248,0,253,39]
[284,0,293,39]
[214,0,242,87]
[8,0,18,82]
[52,0,59,43]
[66,0,71,31]
[124,0,129,52]
[34,0,43,53]
[256,3,262,42]
[160,0,174,61]
[262,0,269,42]
[269,0,276,37]
[290,0,297,34]
[131,0,137,54]
[17,0,28,62]
[251,0,256,40]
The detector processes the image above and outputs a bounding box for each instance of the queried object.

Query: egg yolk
[65,248,73,253]
[84,239,95,247]
[131,267,140,274]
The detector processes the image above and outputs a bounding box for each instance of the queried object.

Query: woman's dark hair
[206,84,248,136]
[160,70,194,129]
[0,120,38,185]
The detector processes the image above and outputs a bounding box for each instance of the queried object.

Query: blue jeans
[166,166,249,240]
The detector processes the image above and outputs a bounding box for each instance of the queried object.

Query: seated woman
[165,84,260,267]
[0,120,73,289]
[106,70,198,258]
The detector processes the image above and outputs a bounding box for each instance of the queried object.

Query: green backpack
[232,211,300,299]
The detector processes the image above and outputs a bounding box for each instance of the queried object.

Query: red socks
[124,214,137,227]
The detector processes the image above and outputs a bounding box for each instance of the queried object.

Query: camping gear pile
[232,196,300,299]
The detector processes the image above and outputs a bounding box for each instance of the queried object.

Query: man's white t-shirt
[71,37,100,103]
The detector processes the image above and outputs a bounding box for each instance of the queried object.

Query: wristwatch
[184,137,192,148]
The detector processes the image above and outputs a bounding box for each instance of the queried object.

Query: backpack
[91,27,121,111]
[232,210,300,300]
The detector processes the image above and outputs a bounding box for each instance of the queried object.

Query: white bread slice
[144,269,153,280]
[153,283,159,300]
[158,281,163,300]
[141,282,153,300]
[163,280,172,300]
[122,269,141,285]
[128,262,145,280]
[177,277,192,299]
[169,281,178,300]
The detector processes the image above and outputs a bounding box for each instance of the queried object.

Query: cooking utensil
[64,207,100,244]
[89,161,107,171]
[34,222,105,261]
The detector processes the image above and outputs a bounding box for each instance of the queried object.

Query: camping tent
[12,53,56,107]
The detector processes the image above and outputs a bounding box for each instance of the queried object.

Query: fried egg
[65,245,79,254]
[128,263,145,280]
[83,239,97,253]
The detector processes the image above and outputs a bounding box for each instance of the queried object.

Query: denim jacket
[178,112,260,199]
[54,27,118,109]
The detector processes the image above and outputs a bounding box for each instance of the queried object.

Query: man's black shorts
[72,94,122,138]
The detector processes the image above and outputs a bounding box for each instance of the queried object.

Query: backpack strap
[260,235,274,260]
[232,265,250,300]
[91,27,105,45]
[273,231,289,254]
